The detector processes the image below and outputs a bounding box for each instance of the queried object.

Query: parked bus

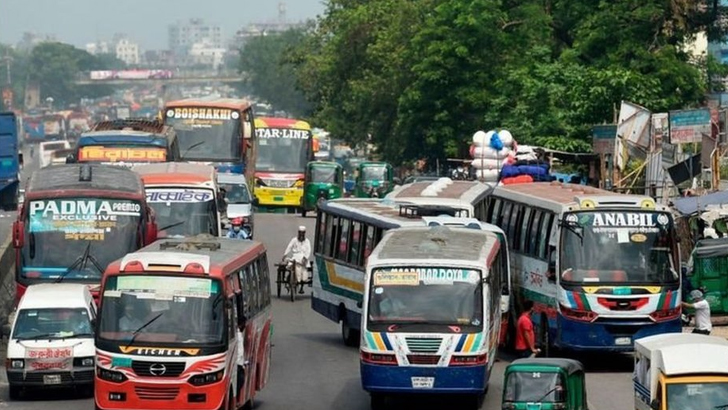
[313,196,510,346]
[385,177,492,218]
[11,164,158,303]
[133,163,223,238]
[253,117,314,210]
[360,226,504,409]
[163,98,256,180]
[67,119,181,167]
[94,236,272,410]
[486,181,681,354]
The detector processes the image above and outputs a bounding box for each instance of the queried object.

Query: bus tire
[466,392,485,409]
[370,393,386,410]
[8,385,21,400]
[341,314,359,347]
[539,314,550,357]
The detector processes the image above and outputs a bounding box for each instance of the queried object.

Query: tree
[238,27,313,117]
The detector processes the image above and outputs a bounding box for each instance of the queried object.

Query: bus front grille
[407,355,440,365]
[135,386,180,400]
[405,337,442,353]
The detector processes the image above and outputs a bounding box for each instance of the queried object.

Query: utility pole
[1,49,13,111]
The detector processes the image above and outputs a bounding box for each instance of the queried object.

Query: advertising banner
[669,109,711,144]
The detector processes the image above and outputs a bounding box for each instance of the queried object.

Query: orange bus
[132,163,223,238]
[162,99,256,183]
[94,236,272,410]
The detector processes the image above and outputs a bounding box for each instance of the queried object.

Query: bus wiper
[124,312,164,350]
[714,404,728,409]
[181,141,205,159]
[17,333,58,341]
[56,241,92,283]
[159,220,185,232]
[533,386,561,403]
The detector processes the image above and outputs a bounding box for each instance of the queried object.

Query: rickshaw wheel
[289,263,297,302]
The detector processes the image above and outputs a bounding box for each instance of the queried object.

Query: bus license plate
[615,337,631,346]
[411,377,435,389]
[43,375,62,385]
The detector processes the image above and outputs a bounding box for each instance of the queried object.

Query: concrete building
[188,40,226,69]
[168,18,223,58]
[16,32,56,52]
[86,41,111,55]
[115,38,140,65]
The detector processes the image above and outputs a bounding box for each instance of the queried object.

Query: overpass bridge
[73,70,245,86]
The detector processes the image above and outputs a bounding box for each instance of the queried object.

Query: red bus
[94,236,272,410]
[11,164,158,303]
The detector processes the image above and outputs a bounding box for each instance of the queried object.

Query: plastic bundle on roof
[470,129,517,182]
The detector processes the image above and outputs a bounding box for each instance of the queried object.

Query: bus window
[528,210,542,256]
[519,207,532,252]
[349,221,362,265]
[257,256,271,306]
[337,218,350,262]
[500,202,512,231]
[538,213,554,259]
[316,212,327,253]
[508,204,520,249]
[364,225,375,263]
[251,262,260,312]
[327,216,339,257]
[489,199,502,225]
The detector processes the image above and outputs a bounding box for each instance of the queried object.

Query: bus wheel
[8,385,21,400]
[539,314,550,357]
[466,393,485,409]
[341,315,359,347]
[370,393,386,410]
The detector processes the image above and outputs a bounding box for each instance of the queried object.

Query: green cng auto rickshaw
[301,161,344,217]
[354,161,394,198]
[688,237,728,315]
[503,358,588,410]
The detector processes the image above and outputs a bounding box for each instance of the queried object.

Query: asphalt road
[0,209,635,409]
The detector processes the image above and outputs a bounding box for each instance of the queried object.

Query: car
[6,284,96,399]
[217,173,257,238]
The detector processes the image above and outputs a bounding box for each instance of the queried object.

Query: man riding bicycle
[282,226,311,294]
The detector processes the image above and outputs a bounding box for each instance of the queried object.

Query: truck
[0,112,21,210]
[633,333,728,410]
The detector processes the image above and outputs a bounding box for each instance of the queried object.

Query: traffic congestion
[3,3,728,410]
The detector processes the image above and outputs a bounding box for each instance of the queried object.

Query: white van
[6,284,96,399]
[39,140,71,168]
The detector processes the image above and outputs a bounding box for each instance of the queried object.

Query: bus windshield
[147,188,218,237]
[13,308,93,340]
[667,382,728,410]
[99,275,225,345]
[256,128,310,173]
[165,115,241,162]
[560,211,678,284]
[504,372,565,403]
[367,267,483,332]
[21,198,142,281]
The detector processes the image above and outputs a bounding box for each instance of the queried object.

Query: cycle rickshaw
[275,260,313,302]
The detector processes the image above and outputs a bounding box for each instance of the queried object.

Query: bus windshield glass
[504,372,565,403]
[13,308,93,340]
[560,211,678,284]
[667,382,728,410]
[147,188,218,237]
[367,267,482,332]
[256,128,310,173]
[165,109,242,162]
[99,275,225,345]
[21,198,142,281]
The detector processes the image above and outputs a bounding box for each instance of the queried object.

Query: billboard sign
[592,125,617,156]
[669,109,711,144]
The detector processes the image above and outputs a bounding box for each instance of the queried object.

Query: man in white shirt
[283,226,312,294]
[682,290,712,335]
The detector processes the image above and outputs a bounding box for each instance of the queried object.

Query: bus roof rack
[91,118,166,134]
[159,235,222,251]
[398,204,466,219]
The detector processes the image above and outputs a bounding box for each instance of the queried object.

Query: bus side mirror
[145,221,158,244]
[547,262,556,282]
[238,314,247,328]
[650,399,660,410]
[554,388,565,402]
[252,197,259,207]
[66,154,76,164]
[12,221,24,248]
[356,301,363,309]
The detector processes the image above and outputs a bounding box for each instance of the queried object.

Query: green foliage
[238,27,313,117]
[289,0,727,162]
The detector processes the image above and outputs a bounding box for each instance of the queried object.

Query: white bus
[486,181,681,354]
[312,195,511,346]
[385,177,492,218]
[360,226,504,409]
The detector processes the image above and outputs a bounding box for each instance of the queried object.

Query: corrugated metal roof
[375,226,497,261]
[27,164,144,194]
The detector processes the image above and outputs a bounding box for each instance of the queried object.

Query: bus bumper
[360,363,488,394]
[254,187,303,207]
[94,378,227,410]
[556,315,682,352]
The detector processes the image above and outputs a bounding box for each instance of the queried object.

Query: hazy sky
[0,0,327,49]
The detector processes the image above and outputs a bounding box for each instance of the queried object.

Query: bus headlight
[96,367,128,383]
[189,370,224,386]
[294,179,304,188]
[9,359,23,369]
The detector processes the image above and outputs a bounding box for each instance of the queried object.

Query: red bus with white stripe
[94,236,272,410]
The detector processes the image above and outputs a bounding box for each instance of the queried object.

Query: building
[141,50,174,68]
[188,40,227,69]
[86,41,111,55]
[16,32,57,52]
[168,19,223,58]
[115,38,140,65]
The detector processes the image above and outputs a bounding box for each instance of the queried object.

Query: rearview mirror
[12,221,24,248]
[356,301,363,309]
[650,399,660,410]
[145,221,158,244]
[66,154,76,164]
[252,197,259,207]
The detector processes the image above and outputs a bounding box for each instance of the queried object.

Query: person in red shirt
[515,301,541,358]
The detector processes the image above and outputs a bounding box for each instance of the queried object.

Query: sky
[0,0,327,49]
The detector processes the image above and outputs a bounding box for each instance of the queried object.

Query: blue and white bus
[360,225,504,409]
[486,181,682,354]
